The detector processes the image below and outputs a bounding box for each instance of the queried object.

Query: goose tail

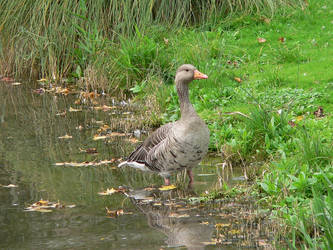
[118,161,151,172]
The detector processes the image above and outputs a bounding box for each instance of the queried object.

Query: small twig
[221,111,251,119]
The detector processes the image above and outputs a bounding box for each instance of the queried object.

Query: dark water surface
[0,83,274,249]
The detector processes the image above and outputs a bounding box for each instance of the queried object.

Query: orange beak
[193,70,208,80]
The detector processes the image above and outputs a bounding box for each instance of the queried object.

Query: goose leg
[164,177,170,186]
[187,169,194,185]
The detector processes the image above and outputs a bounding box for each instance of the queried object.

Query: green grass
[1,0,333,246]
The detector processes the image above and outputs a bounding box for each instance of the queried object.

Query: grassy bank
[1,0,333,247]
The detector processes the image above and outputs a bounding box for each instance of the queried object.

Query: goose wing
[127,122,175,163]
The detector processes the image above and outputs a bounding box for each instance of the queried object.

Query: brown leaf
[79,147,98,154]
[234,77,242,83]
[278,37,286,43]
[314,106,324,118]
[54,159,115,167]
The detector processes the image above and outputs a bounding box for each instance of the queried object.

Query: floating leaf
[215,223,231,229]
[127,137,139,144]
[11,82,22,86]
[168,213,190,218]
[54,159,116,167]
[79,147,98,154]
[1,184,18,188]
[56,111,66,116]
[58,134,72,139]
[69,107,82,112]
[94,105,116,111]
[98,188,118,196]
[159,184,177,191]
[93,135,108,140]
[25,199,75,212]
[105,207,132,218]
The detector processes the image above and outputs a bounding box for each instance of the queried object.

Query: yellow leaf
[58,134,72,139]
[159,184,177,191]
[69,107,82,112]
[296,115,304,121]
[93,135,107,140]
[98,188,117,196]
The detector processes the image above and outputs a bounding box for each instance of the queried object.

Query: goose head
[175,64,208,85]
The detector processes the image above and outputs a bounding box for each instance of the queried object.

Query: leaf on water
[122,111,131,115]
[105,208,132,218]
[98,187,126,196]
[257,37,266,43]
[258,239,270,246]
[69,107,82,112]
[229,229,240,235]
[1,184,18,188]
[54,87,70,95]
[168,213,190,218]
[37,78,48,82]
[56,111,66,116]
[11,82,22,86]
[33,88,46,94]
[79,147,98,154]
[159,184,177,191]
[25,199,75,212]
[234,77,242,83]
[54,159,116,167]
[109,132,127,137]
[93,135,108,140]
[144,187,156,191]
[94,105,116,111]
[58,134,72,139]
[76,125,84,130]
[200,221,209,225]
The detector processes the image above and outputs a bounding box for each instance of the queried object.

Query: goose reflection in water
[127,188,214,250]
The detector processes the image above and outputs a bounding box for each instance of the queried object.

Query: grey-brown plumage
[118,64,209,185]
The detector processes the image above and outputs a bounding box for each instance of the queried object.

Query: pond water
[0,82,274,249]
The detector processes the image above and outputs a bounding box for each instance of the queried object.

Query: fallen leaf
[93,135,108,141]
[278,37,286,43]
[79,147,98,154]
[33,88,46,94]
[215,223,231,228]
[58,134,72,139]
[314,106,324,118]
[263,18,271,24]
[163,38,169,45]
[257,37,266,43]
[11,82,22,86]
[94,105,116,111]
[54,159,115,167]
[56,111,66,116]
[1,184,18,188]
[168,213,190,218]
[24,199,75,212]
[296,115,304,121]
[98,188,118,196]
[105,208,132,218]
[159,184,177,191]
[69,107,82,112]
[37,78,48,82]
[234,77,242,83]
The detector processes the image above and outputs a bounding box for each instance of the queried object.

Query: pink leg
[187,169,194,185]
[164,177,170,186]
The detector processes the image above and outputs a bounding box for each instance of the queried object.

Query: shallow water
[0,82,274,249]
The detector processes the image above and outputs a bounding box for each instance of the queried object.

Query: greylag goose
[118,64,209,185]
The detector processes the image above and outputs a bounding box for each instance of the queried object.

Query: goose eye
[185,69,189,72]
